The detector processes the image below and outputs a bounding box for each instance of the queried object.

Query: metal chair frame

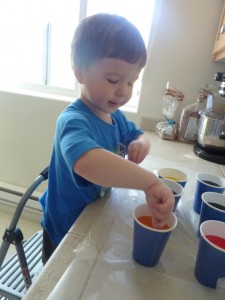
[0,167,48,300]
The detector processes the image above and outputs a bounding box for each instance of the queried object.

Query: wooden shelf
[213,2,225,61]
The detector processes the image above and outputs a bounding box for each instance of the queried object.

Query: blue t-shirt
[40,99,143,244]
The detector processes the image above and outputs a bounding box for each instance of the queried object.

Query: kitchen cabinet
[213,3,225,62]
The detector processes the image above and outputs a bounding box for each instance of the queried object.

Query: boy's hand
[127,134,150,164]
[145,179,174,228]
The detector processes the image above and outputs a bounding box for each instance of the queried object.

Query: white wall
[0,90,69,190]
[137,0,225,126]
[0,0,225,190]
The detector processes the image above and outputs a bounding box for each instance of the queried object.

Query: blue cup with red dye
[194,220,225,288]
[198,192,225,236]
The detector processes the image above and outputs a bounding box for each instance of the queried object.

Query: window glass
[0,0,155,109]
[47,0,79,88]
[0,0,47,83]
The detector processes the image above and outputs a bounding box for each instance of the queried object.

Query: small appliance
[194,72,225,165]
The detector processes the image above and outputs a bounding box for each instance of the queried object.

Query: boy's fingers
[151,214,169,229]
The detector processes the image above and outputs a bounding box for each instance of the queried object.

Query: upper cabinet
[213,3,225,62]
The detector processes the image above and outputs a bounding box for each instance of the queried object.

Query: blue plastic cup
[157,167,189,187]
[160,178,184,211]
[193,173,225,214]
[198,192,225,236]
[194,220,225,288]
[132,204,177,267]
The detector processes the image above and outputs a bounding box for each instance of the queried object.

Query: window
[0,0,155,110]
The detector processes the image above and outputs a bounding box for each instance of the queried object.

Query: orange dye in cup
[137,215,169,229]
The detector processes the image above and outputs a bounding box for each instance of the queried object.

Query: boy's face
[77,58,142,117]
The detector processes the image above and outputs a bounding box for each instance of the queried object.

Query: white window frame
[0,0,155,113]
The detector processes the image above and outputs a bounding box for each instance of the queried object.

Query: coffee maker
[194,72,225,165]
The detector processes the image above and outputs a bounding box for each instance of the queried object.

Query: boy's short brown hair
[71,13,147,71]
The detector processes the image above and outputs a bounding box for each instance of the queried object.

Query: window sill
[0,82,77,103]
[0,82,138,114]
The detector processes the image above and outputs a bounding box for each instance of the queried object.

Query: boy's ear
[74,68,84,83]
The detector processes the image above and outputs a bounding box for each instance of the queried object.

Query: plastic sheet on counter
[47,188,225,300]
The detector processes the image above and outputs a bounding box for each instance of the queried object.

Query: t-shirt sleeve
[58,113,102,170]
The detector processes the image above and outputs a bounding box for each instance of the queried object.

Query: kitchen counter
[23,132,225,300]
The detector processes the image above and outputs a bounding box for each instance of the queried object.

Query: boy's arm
[127,133,150,164]
[74,148,174,227]
[75,147,153,190]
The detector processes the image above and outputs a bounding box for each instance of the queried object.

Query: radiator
[0,182,42,215]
